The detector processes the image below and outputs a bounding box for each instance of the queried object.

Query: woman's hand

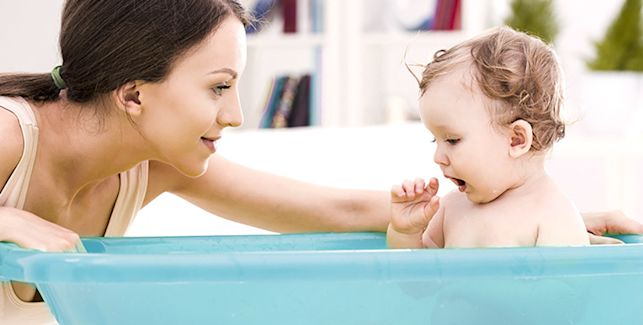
[0,207,80,252]
[582,210,643,244]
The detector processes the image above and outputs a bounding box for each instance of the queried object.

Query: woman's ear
[508,119,533,158]
[113,81,143,117]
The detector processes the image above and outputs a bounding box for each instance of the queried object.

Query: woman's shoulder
[0,106,24,190]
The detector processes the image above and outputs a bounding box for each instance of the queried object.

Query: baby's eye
[212,83,232,96]
[446,139,460,145]
[431,137,437,143]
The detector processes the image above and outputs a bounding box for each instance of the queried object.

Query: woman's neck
[32,99,153,200]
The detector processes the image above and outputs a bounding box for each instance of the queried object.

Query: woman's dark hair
[0,0,248,107]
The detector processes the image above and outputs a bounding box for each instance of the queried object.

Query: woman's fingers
[588,232,623,245]
[0,207,80,252]
[583,210,643,235]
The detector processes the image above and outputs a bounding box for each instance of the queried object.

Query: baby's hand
[389,177,440,235]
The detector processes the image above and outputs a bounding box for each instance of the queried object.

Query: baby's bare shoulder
[532,180,589,245]
[439,190,477,219]
[534,180,580,220]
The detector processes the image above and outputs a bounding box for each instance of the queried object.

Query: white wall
[0,0,64,73]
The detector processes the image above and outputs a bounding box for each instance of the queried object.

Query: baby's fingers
[391,180,418,202]
[391,184,406,201]
[426,177,439,195]
[413,178,426,194]
[392,178,432,202]
[403,178,426,199]
[423,196,440,222]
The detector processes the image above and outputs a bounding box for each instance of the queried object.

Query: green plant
[504,0,559,44]
[586,0,643,71]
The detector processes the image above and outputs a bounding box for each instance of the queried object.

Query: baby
[387,26,590,249]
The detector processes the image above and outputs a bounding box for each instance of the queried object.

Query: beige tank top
[0,97,149,324]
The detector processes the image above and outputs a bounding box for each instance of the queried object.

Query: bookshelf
[246,34,326,47]
[238,0,491,129]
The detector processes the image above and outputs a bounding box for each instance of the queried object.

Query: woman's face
[136,16,247,177]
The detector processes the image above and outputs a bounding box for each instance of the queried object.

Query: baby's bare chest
[442,205,540,248]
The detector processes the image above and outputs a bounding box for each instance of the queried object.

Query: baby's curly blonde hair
[417,26,565,152]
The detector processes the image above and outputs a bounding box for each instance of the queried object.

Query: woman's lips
[201,137,216,153]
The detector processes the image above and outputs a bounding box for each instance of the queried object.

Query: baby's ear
[508,119,533,158]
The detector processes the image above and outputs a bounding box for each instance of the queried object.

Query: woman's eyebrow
[207,68,238,79]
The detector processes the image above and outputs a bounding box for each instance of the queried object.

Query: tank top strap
[105,160,149,236]
[0,97,39,209]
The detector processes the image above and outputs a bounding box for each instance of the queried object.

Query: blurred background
[1,0,642,235]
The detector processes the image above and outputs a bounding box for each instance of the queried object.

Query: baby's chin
[464,188,504,205]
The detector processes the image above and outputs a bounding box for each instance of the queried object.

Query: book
[432,0,460,31]
[281,0,297,33]
[271,75,300,128]
[259,75,287,128]
[287,74,312,127]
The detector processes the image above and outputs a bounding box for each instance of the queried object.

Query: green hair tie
[51,65,66,89]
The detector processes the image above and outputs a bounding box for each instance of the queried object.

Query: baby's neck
[499,155,549,200]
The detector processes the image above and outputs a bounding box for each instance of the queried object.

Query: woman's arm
[146,155,390,233]
[582,210,643,244]
[0,108,80,251]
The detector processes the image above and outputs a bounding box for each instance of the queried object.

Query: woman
[0,0,640,323]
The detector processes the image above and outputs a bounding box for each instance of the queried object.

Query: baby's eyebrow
[429,124,456,133]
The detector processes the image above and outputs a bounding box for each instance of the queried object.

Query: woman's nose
[217,92,244,127]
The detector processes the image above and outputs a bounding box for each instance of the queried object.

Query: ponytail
[0,73,62,102]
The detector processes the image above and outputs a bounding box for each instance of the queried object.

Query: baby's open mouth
[449,177,467,192]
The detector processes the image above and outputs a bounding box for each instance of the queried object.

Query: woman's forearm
[172,156,391,233]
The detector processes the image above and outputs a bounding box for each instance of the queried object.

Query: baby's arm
[387,178,440,248]
[422,204,445,248]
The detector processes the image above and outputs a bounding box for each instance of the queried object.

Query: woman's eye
[446,139,460,145]
[212,83,232,96]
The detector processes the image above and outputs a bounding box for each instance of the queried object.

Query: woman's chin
[174,160,209,178]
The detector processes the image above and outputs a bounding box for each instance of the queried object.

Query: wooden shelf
[247,34,326,48]
[362,31,468,46]
[241,0,489,129]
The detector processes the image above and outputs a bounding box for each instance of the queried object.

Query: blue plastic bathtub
[1,232,643,325]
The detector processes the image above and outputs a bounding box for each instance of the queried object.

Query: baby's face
[419,65,515,204]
